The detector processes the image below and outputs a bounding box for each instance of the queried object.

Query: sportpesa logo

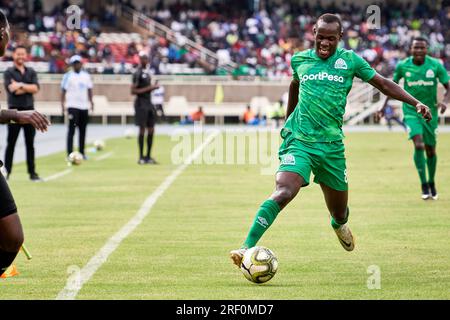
[406,80,434,87]
[300,72,344,84]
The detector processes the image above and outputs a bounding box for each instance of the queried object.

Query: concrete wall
[0,81,289,103]
[0,79,445,104]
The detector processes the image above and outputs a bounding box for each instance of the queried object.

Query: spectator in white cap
[61,55,94,160]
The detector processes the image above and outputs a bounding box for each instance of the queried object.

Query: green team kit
[278,47,376,191]
[393,55,449,145]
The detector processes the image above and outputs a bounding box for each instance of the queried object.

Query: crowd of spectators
[137,0,450,78]
[0,0,448,78]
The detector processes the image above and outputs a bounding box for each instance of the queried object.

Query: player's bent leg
[320,183,354,251]
[230,172,304,267]
[412,135,430,199]
[0,213,24,276]
[270,171,304,210]
[425,144,438,200]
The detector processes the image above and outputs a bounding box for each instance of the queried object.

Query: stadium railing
[117,5,238,73]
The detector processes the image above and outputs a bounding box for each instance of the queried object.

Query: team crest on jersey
[426,69,435,78]
[405,72,411,77]
[334,58,348,70]
[281,154,295,165]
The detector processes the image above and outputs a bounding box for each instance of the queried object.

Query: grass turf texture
[1,132,450,299]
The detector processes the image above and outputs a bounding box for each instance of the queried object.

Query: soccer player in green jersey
[230,14,431,266]
[378,37,449,200]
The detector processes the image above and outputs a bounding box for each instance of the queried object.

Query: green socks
[414,148,437,184]
[243,199,281,248]
[331,207,350,230]
[414,149,427,184]
[426,155,437,184]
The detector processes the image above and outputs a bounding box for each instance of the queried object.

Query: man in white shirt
[61,55,94,159]
[151,80,165,122]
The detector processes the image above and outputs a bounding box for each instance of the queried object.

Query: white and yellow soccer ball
[68,151,84,165]
[94,139,105,151]
[241,246,278,284]
[124,128,135,139]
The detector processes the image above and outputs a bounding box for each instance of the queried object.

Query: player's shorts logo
[334,58,348,70]
[281,154,296,165]
[426,69,435,78]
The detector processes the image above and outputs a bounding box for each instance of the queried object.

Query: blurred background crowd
[0,0,448,77]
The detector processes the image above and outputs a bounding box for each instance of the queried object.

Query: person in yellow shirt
[268,99,286,128]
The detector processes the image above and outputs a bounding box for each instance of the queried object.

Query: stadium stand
[0,0,448,124]
[1,0,448,77]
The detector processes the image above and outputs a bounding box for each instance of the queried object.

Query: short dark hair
[0,10,8,27]
[315,13,343,33]
[14,45,27,52]
[412,36,429,45]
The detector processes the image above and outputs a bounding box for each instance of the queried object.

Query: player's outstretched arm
[369,73,431,121]
[0,109,50,132]
[285,79,299,120]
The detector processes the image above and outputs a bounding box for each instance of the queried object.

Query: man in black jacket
[3,45,41,181]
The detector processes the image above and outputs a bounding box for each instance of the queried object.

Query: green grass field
[1,131,450,299]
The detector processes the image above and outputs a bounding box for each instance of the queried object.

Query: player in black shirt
[131,52,159,164]
[0,11,50,277]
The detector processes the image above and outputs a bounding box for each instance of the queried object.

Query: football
[68,151,84,165]
[241,246,278,284]
[94,140,105,151]
[124,128,135,139]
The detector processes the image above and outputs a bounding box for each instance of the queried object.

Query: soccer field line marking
[42,169,73,182]
[55,131,220,300]
[94,151,114,162]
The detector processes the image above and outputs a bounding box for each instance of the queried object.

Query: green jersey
[283,48,376,142]
[393,55,449,117]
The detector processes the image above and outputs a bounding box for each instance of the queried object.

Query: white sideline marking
[56,131,219,300]
[43,169,73,182]
[94,151,114,162]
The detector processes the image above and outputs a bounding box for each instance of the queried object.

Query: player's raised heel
[229,248,246,267]
[333,224,355,251]
[429,182,438,200]
[421,183,431,200]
